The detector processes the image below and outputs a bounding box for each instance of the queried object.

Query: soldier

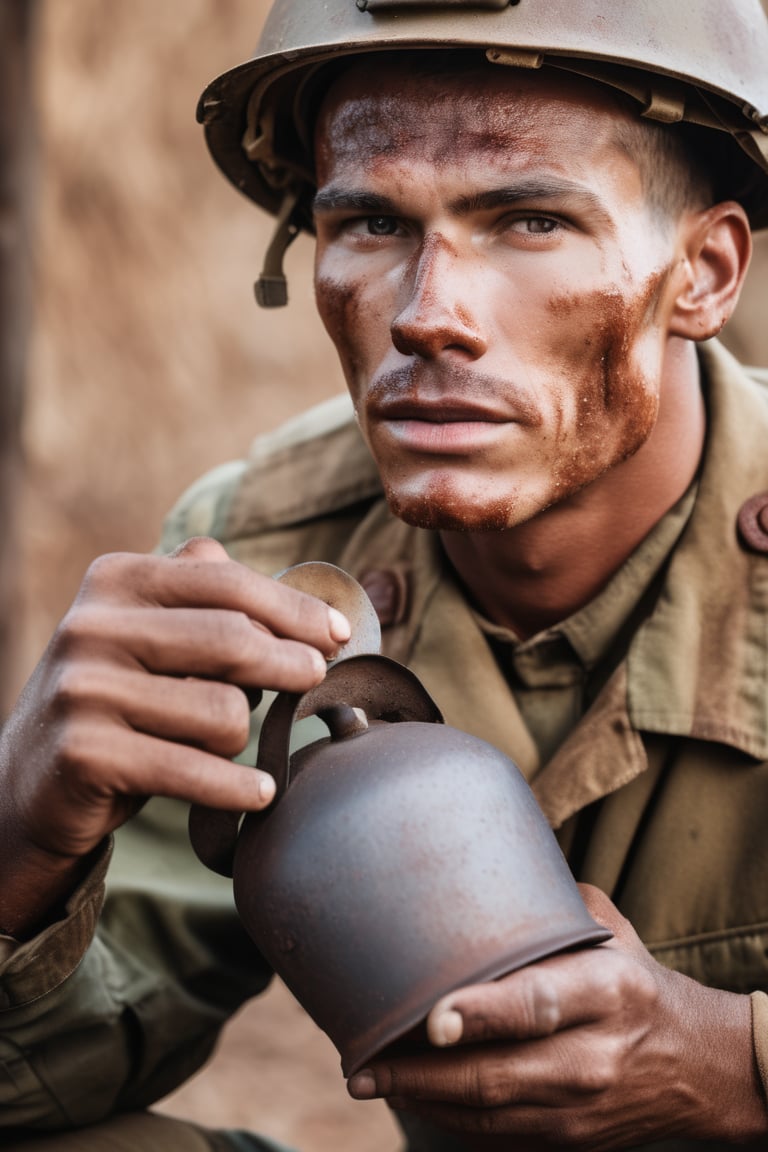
[2,2,768,1149]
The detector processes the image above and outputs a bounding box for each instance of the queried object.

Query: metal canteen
[188,563,611,1077]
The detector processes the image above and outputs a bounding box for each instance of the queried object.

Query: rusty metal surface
[190,563,610,1070]
[275,561,382,662]
[234,718,610,1075]
[259,654,443,796]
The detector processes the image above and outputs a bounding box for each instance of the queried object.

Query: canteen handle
[256,654,444,799]
[189,654,442,877]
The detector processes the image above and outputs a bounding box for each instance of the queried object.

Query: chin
[384,479,525,533]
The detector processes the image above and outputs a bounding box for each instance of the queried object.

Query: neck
[440,339,706,638]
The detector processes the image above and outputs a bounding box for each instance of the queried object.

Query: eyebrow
[312,189,400,215]
[452,178,606,216]
[312,177,608,219]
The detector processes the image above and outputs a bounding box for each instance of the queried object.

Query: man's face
[313,61,690,532]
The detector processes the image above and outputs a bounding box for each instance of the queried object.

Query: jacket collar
[341,340,768,825]
[626,340,768,761]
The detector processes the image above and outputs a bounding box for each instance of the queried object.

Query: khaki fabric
[1,340,768,1148]
[4,1112,292,1152]
[5,1113,219,1152]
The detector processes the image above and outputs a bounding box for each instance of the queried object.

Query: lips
[370,397,509,423]
[364,363,544,431]
[365,393,527,457]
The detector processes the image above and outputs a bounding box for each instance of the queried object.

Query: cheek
[314,266,366,389]
[546,270,670,490]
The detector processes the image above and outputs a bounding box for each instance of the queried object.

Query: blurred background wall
[14,0,343,699]
[2,3,767,1147]
[12,0,768,701]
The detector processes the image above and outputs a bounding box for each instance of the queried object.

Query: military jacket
[1,340,768,1149]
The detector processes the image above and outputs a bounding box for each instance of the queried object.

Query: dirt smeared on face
[313,60,691,536]
[384,476,522,533]
[317,93,553,176]
[315,272,364,387]
[547,266,672,503]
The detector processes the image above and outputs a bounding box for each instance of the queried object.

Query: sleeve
[752,991,768,1105]
[0,795,272,1132]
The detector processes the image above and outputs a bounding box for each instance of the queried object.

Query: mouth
[362,364,543,456]
[368,397,516,455]
[372,397,509,424]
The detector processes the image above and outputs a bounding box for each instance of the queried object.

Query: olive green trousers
[4,1112,294,1152]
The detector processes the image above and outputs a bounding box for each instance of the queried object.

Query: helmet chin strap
[254,187,301,308]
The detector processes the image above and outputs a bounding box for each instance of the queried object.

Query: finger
[120,729,275,809]
[64,663,254,759]
[27,720,276,858]
[81,546,351,656]
[388,1097,564,1142]
[64,719,276,814]
[426,947,645,1048]
[56,604,331,692]
[167,536,232,563]
[350,1040,550,1108]
[352,1026,623,1110]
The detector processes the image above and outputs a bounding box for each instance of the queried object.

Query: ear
[668,201,752,341]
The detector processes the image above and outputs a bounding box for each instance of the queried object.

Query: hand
[348,886,767,1149]
[0,537,350,935]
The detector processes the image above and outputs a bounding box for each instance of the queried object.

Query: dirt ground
[13,3,768,1149]
[154,980,399,1150]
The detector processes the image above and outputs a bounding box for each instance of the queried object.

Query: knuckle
[525,971,562,1035]
[51,720,97,778]
[79,551,132,596]
[205,611,253,675]
[594,966,625,1014]
[51,607,97,658]
[205,684,251,751]
[471,1059,510,1108]
[634,964,660,1009]
[50,661,90,711]
[170,536,228,562]
[48,653,115,717]
[575,1045,620,1094]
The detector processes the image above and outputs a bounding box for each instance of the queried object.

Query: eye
[504,214,564,236]
[526,217,557,234]
[507,215,560,235]
[366,215,400,236]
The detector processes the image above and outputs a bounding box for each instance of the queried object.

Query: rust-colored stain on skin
[314,272,363,384]
[547,267,671,501]
[313,57,696,539]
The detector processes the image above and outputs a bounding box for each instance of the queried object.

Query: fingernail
[258,774,276,805]
[429,1007,463,1047]
[348,1070,377,1099]
[310,648,328,677]
[328,607,351,643]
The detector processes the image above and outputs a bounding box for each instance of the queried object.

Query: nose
[390,233,487,361]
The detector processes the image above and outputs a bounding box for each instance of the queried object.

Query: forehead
[314,58,639,184]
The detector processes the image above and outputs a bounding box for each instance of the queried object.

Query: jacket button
[360,568,408,628]
[737,491,768,554]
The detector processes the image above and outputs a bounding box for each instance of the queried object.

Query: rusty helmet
[198,0,768,305]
